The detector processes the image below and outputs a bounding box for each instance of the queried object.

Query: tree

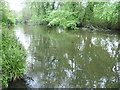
[0,0,15,26]
[19,1,120,30]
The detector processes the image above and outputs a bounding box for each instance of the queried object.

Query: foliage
[29,15,47,25]
[0,0,15,26]
[1,30,26,88]
[0,0,26,88]
[21,1,120,30]
[92,2,119,29]
[44,10,79,29]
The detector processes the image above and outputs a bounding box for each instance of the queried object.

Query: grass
[0,29,26,88]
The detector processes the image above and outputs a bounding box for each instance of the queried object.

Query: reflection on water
[13,25,119,88]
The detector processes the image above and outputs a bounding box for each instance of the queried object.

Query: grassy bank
[0,29,26,88]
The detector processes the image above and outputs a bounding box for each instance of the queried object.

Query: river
[8,25,119,88]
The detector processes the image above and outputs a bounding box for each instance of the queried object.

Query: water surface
[10,25,119,88]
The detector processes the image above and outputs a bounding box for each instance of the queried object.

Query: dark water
[9,25,119,88]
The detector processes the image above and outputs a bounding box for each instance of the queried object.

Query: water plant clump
[1,30,26,88]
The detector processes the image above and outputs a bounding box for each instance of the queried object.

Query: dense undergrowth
[0,0,15,26]
[21,2,120,30]
[0,29,26,88]
[1,0,26,88]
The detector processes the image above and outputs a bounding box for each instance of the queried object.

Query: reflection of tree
[72,31,119,88]
[22,26,119,88]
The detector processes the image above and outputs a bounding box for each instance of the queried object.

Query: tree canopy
[20,1,120,30]
[0,0,15,26]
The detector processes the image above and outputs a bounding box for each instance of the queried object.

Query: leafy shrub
[0,30,26,88]
[44,10,79,29]
[29,15,47,25]
[93,3,119,29]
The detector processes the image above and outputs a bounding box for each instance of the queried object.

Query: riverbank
[1,29,26,88]
[19,2,120,31]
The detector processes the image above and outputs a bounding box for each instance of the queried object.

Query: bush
[0,30,26,88]
[29,15,47,25]
[44,10,79,29]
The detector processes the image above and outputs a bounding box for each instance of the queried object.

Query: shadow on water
[8,25,119,88]
[8,79,27,89]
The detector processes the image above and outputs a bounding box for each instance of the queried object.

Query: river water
[8,25,119,88]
